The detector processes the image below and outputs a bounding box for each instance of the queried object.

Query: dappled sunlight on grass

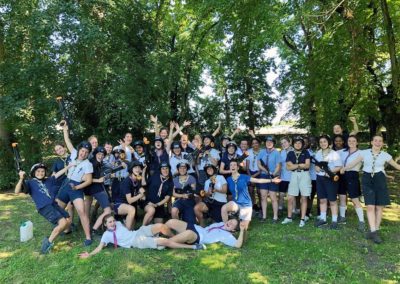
[53,241,74,253]
[0,251,14,259]
[200,253,228,269]
[126,261,147,273]
[248,272,269,283]
[0,193,24,201]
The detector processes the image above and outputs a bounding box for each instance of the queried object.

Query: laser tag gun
[203,181,215,204]
[259,159,273,177]
[11,142,27,192]
[176,184,201,200]
[143,137,153,167]
[101,164,125,184]
[183,148,200,164]
[310,156,339,181]
[237,151,249,173]
[56,96,72,132]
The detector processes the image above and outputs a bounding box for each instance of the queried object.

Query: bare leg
[171,207,180,219]
[165,219,189,233]
[49,217,71,243]
[260,190,268,219]
[168,231,198,244]
[93,207,111,230]
[300,196,308,220]
[156,237,197,249]
[375,206,383,230]
[287,195,294,218]
[117,204,136,230]
[72,198,91,240]
[221,201,239,222]
[269,191,278,220]
[194,202,208,227]
[142,205,155,226]
[366,205,376,231]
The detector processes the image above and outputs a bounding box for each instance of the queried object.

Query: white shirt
[195,222,237,247]
[170,153,195,175]
[100,222,137,248]
[315,149,342,177]
[204,175,227,203]
[339,149,362,172]
[360,149,392,174]
[67,149,93,182]
[198,149,220,170]
[246,148,261,172]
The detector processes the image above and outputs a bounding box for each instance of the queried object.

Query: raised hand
[150,115,158,123]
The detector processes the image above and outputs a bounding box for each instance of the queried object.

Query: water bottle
[20,221,33,242]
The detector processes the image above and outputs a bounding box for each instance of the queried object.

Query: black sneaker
[271,218,278,224]
[259,218,267,223]
[40,237,53,254]
[357,222,366,232]
[315,219,328,228]
[83,239,93,247]
[337,216,347,224]
[330,222,339,230]
[367,231,383,244]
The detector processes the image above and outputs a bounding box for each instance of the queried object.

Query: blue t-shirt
[258,149,280,174]
[146,174,173,203]
[227,175,252,207]
[280,149,292,181]
[51,156,71,186]
[286,150,310,165]
[118,176,142,204]
[25,176,58,210]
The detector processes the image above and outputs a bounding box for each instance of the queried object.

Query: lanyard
[207,224,225,233]
[344,149,358,167]
[232,175,239,200]
[251,150,260,169]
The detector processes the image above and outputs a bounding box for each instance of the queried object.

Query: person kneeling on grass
[15,163,73,254]
[79,214,205,258]
[164,218,246,248]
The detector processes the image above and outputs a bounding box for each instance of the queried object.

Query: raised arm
[230,127,240,140]
[150,115,160,137]
[212,121,221,137]
[387,159,400,171]
[61,120,75,154]
[349,117,359,135]
[15,171,26,194]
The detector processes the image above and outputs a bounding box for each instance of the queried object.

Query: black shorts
[316,175,338,202]
[362,172,390,206]
[38,203,69,225]
[204,200,225,222]
[344,171,361,199]
[337,174,347,195]
[186,222,200,244]
[279,181,290,193]
[172,199,196,224]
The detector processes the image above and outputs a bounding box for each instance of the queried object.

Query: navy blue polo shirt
[25,176,58,210]
[85,159,105,195]
[286,150,310,164]
[146,174,173,203]
[51,156,71,185]
[119,177,143,204]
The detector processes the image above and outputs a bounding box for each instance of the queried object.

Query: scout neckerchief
[207,224,225,233]
[371,149,381,177]
[265,148,275,174]
[294,150,303,165]
[232,174,240,201]
[33,178,51,199]
[107,226,118,248]
[178,174,189,191]
[158,175,169,197]
[344,149,359,167]
[251,149,260,169]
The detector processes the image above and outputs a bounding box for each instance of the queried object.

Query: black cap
[93,146,106,156]
[128,160,144,173]
[159,161,170,169]
[30,163,47,178]
[77,141,92,153]
[133,140,144,148]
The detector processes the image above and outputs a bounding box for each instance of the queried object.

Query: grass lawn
[1,172,399,284]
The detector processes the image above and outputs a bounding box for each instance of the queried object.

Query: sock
[370,227,376,232]
[320,212,327,221]
[339,206,347,218]
[332,215,338,222]
[355,207,364,222]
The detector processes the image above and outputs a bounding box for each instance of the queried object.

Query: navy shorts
[38,203,70,225]
[337,174,347,195]
[186,222,200,244]
[279,181,290,193]
[173,199,196,224]
[196,170,207,191]
[259,173,279,191]
[114,202,122,213]
[344,171,361,199]
[57,182,84,204]
[92,191,110,209]
[362,172,390,206]
[204,200,225,222]
[316,175,338,202]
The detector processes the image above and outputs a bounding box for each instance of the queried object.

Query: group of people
[14,116,400,256]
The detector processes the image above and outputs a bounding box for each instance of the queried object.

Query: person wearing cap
[114,160,147,230]
[281,137,311,227]
[257,135,281,223]
[51,142,71,187]
[110,147,130,207]
[84,146,112,235]
[314,135,342,230]
[196,133,220,192]
[218,134,231,158]
[194,163,227,226]
[132,140,147,166]
[219,141,239,178]
[171,160,197,223]
[222,159,281,230]
[141,162,174,225]
[246,137,262,215]
[169,141,195,177]
[58,121,94,246]
[15,163,73,254]
[148,136,169,176]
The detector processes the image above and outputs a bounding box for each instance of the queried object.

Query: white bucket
[20,221,33,242]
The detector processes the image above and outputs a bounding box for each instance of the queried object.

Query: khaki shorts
[131,225,159,249]
[239,206,253,221]
[288,171,311,197]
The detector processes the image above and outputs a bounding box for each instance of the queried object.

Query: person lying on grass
[164,218,246,248]
[15,163,74,254]
[78,213,206,258]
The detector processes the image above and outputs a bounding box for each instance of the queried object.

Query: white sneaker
[281,218,293,224]
[299,220,306,228]
[304,216,310,222]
